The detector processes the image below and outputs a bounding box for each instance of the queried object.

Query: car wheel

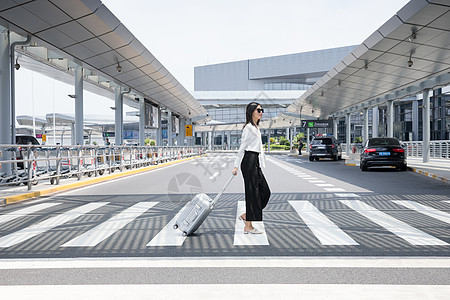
[314,157,319,161]
[401,164,407,171]
[309,156,314,162]
[361,163,368,171]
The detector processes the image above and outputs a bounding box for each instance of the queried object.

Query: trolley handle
[211,174,234,205]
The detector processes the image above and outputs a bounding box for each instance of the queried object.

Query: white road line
[443,201,450,205]
[233,201,269,246]
[0,203,61,225]
[1,284,449,300]
[324,188,346,192]
[301,177,317,180]
[316,184,335,187]
[309,180,325,183]
[335,193,360,198]
[61,202,158,247]
[392,201,450,224]
[340,200,449,246]
[0,202,108,248]
[1,256,449,269]
[289,201,358,245]
[209,171,220,180]
[147,204,189,247]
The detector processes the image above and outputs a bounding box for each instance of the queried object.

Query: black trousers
[240,151,271,221]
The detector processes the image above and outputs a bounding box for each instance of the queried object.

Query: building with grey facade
[192,45,358,147]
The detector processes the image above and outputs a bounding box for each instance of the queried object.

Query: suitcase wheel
[173,224,178,230]
[182,231,188,237]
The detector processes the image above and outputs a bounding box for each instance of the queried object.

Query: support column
[0,30,11,174]
[268,130,271,152]
[208,131,212,151]
[74,67,84,145]
[363,108,369,143]
[167,109,172,146]
[71,123,75,145]
[227,131,231,149]
[114,87,123,145]
[412,99,419,141]
[387,100,394,138]
[372,106,379,138]
[157,107,162,146]
[139,98,145,146]
[333,118,338,138]
[306,127,310,152]
[346,113,351,155]
[422,90,431,163]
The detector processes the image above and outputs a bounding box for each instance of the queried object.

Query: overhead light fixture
[68,94,76,98]
[407,52,414,68]
[408,31,417,42]
[116,62,122,73]
[320,91,324,97]
[363,62,368,70]
[110,106,116,110]
[338,80,342,87]
[14,58,20,70]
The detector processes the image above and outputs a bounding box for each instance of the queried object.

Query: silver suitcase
[173,175,234,236]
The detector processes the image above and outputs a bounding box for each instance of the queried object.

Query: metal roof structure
[0,0,207,120]
[287,0,450,119]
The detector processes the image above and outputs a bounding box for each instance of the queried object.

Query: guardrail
[0,145,204,191]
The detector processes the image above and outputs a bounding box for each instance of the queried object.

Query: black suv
[16,135,40,169]
[309,135,342,161]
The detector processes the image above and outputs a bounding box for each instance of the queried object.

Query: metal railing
[0,145,204,191]
[402,140,450,159]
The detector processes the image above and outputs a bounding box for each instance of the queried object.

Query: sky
[15,0,411,120]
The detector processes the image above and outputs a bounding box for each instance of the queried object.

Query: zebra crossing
[0,197,448,250]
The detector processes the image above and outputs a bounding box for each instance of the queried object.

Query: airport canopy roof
[0,0,207,121]
[287,0,450,119]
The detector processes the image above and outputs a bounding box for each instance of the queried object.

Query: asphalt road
[0,153,449,298]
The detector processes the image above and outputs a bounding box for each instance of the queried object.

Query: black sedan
[360,137,407,171]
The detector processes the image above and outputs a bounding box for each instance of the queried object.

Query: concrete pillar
[227,131,231,149]
[372,106,379,138]
[412,99,419,141]
[114,87,123,145]
[268,130,271,152]
[346,113,351,155]
[74,67,84,145]
[157,107,162,146]
[386,100,394,138]
[285,128,289,140]
[422,90,431,163]
[167,109,172,146]
[208,131,212,151]
[0,30,11,174]
[139,97,145,146]
[363,108,369,143]
[333,118,338,138]
[71,123,75,145]
[306,127,310,152]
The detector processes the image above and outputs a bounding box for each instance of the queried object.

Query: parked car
[309,135,342,161]
[360,137,407,171]
[16,135,40,169]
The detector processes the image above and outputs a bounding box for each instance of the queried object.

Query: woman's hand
[232,167,238,175]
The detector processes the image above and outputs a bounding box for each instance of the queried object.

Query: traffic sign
[301,120,332,128]
[185,125,193,137]
[42,134,46,142]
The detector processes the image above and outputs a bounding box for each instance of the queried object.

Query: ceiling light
[116,62,122,73]
[407,52,414,67]
[408,32,417,42]
[363,63,368,70]
[320,91,324,97]
[338,80,342,87]
[14,58,20,70]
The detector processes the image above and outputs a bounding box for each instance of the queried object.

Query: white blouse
[233,123,266,169]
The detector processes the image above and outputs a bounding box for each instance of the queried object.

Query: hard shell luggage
[173,175,234,236]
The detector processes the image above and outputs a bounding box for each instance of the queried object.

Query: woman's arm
[232,125,250,173]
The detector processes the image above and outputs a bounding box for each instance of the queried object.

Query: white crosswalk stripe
[289,201,359,245]
[340,200,449,246]
[392,201,450,224]
[0,202,108,248]
[147,203,189,247]
[233,201,269,246]
[61,202,158,247]
[0,203,61,225]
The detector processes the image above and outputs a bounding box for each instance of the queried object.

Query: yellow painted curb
[408,167,448,183]
[3,155,203,205]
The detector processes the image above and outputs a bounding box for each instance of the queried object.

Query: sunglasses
[256,108,264,113]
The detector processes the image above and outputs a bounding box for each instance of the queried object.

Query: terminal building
[192,46,358,148]
[193,45,450,147]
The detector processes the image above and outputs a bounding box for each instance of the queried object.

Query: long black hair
[243,102,261,128]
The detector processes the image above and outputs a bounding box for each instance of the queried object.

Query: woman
[232,102,271,234]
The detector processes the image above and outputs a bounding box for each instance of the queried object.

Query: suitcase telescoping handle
[211,174,235,205]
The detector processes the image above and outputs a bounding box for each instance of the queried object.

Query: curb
[408,166,448,183]
[2,155,203,206]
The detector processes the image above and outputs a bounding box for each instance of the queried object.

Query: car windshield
[368,138,400,146]
[312,138,333,145]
